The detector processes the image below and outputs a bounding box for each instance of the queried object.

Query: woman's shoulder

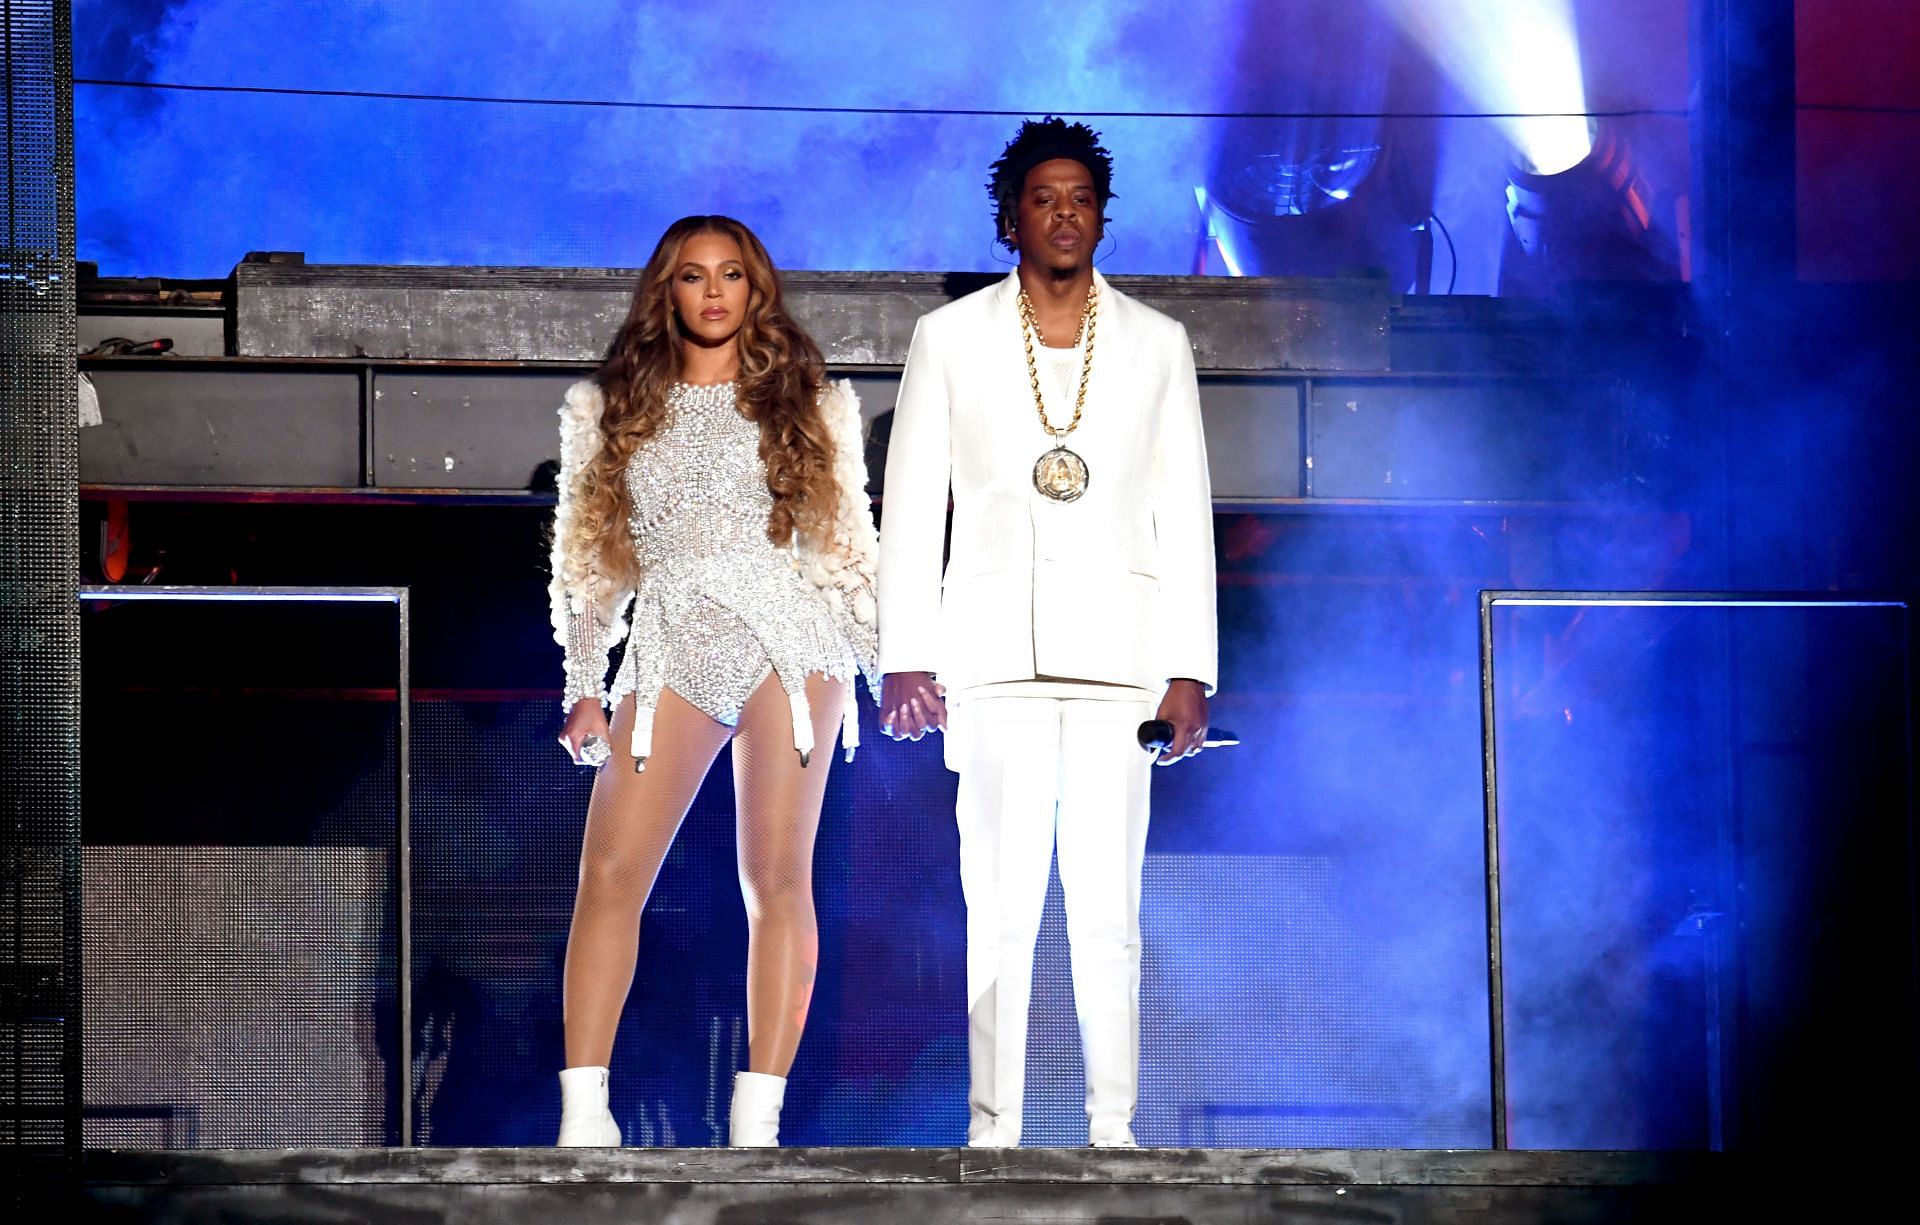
[560,378,605,422]
[556,379,609,472]
[557,378,606,445]
[818,376,860,414]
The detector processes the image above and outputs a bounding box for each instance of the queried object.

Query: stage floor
[61,1145,1741,1223]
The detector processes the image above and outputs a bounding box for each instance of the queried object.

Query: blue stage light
[1212,145,1382,221]
[1498,123,1681,288]
[1194,142,1402,279]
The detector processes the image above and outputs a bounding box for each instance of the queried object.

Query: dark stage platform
[62,1145,1741,1223]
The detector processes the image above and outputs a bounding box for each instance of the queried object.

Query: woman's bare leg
[562,689,731,1068]
[731,671,849,1076]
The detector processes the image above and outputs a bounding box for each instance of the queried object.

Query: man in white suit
[877,118,1218,1148]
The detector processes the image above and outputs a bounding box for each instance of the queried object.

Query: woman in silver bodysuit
[547,215,878,1148]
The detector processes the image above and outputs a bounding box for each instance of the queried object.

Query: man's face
[1013,158,1101,273]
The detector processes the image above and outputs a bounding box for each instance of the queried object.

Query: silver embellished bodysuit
[563,381,872,765]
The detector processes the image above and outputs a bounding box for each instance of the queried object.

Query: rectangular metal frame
[1476,589,1913,1149]
[76,584,414,1146]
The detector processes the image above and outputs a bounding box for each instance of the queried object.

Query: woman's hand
[880,671,947,740]
[558,698,614,766]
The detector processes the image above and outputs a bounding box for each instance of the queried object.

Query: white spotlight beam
[1376,0,1593,175]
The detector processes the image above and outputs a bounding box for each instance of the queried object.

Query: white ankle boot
[556,1065,621,1147]
[727,1071,787,1147]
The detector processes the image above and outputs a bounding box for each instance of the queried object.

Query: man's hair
[986,117,1115,251]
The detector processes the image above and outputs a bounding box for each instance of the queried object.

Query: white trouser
[948,691,1155,1147]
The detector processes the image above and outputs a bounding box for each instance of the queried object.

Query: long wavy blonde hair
[573,215,835,590]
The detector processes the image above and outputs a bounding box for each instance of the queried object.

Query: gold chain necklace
[1017,283,1098,502]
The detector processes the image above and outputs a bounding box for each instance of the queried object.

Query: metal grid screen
[1,0,79,1152]
[76,591,407,1148]
[406,699,1485,1149]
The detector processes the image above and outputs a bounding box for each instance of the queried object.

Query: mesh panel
[77,603,403,1149]
[407,699,1485,1148]
[59,683,1496,1149]
[1,0,79,1152]
[408,701,582,1147]
[1020,854,1478,1148]
[82,846,393,1148]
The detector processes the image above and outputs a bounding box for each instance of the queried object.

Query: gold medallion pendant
[1033,445,1089,502]
[1017,282,1101,506]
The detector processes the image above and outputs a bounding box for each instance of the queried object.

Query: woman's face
[670,230,751,348]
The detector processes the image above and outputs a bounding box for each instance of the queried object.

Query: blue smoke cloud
[75,0,1695,283]
[75,0,1254,275]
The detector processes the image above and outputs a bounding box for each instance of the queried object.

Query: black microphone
[1137,720,1241,753]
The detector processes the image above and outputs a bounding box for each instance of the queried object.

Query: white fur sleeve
[547,380,631,709]
[825,379,879,629]
[794,379,881,700]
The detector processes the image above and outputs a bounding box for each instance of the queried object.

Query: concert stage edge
[63,1146,1749,1223]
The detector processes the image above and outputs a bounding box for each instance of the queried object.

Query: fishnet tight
[562,671,848,1075]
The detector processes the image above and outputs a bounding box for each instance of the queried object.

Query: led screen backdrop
[74,0,1698,291]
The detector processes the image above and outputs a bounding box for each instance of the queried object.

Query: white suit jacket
[878,271,1218,695]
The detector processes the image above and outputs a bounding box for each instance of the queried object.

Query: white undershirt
[1039,330,1085,428]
